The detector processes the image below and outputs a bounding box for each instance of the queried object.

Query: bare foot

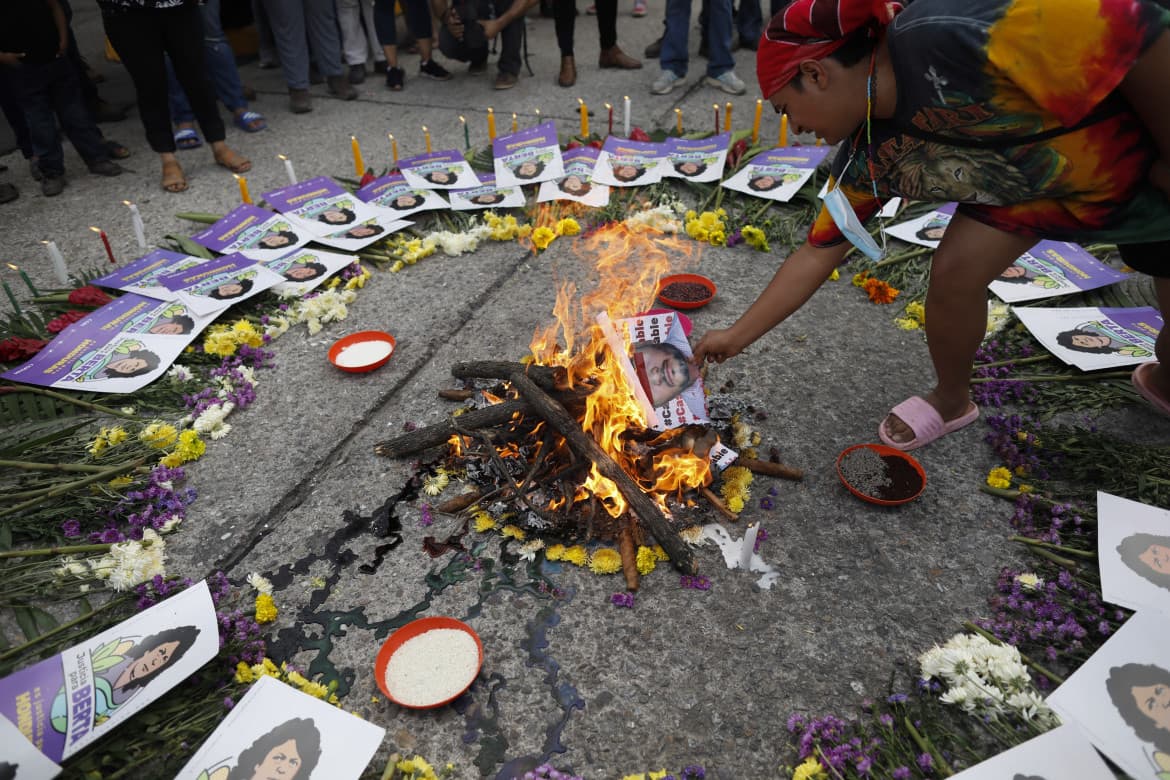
[212,144,252,174]
[161,158,187,193]
[881,392,976,444]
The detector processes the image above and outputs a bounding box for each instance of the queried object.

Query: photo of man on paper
[632,341,699,408]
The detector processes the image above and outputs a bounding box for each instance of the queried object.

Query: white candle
[740,523,758,570]
[279,154,297,185]
[42,240,68,285]
[623,95,631,137]
[123,200,147,251]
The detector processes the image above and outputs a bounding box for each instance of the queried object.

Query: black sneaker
[385,66,404,91]
[88,160,125,177]
[644,35,662,58]
[419,59,452,81]
[42,175,66,197]
[348,64,366,84]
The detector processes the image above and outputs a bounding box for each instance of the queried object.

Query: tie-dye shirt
[810,0,1170,249]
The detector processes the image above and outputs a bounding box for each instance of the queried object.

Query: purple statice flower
[679,575,711,590]
[681,766,705,780]
[61,518,82,538]
[759,497,774,510]
[878,714,894,728]
[917,753,934,772]
[610,592,635,608]
[223,696,235,710]
[887,693,908,705]
[725,230,744,247]
[892,768,911,779]
[419,503,434,527]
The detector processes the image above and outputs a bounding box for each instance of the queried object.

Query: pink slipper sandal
[877,396,980,452]
[1132,362,1170,416]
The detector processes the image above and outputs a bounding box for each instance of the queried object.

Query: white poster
[1098,491,1170,616]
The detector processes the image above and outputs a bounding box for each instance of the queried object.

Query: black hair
[259,230,299,248]
[513,160,545,180]
[391,193,425,210]
[1106,663,1170,753]
[1013,776,1047,780]
[208,278,255,300]
[318,207,356,225]
[788,25,877,92]
[119,625,201,692]
[0,763,18,780]
[424,169,455,184]
[1055,327,1117,354]
[636,340,689,362]
[673,161,707,177]
[101,349,161,378]
[343,224,385,239]
[558,176,592,196]
[996,265,1035,283]
[748,174,784,192]
[283,262,328,281]
[1117,532,1170,590]
[150,315,196,334]
[471,192,506,205]
[227,718,322,780]
[915,224,948,242]
[612,164,646,183]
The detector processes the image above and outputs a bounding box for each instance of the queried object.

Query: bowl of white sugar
[329,330,396,373]
[375,616,483,709]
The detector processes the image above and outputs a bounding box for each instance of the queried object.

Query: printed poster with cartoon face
[0,713,62,780]
[1098,491,1170,617]
[882,202,957,248]
[174,675,385,780]
[89,249,207,301]
[492,120,565,188]
[356,172,450,218]
[1011,305,1161,372]
[1047,609,1170,780]
[155,254,285,318]
[1,328,189,394]
[536,145,609,207]
[946,723,1113,779]
[191,204,311,262]
[987,242,1128,304]
[661,133,730,184]
[721,146,830,202]
[260,177,411,251]
[54,293,216,343]
[263,249,356,298]
[448,173,525,211]
[399,149,482,191]
[592,136,666,188]
[0,581,218,765]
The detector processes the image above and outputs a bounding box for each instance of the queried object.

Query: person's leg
[882,214,1037,444]
[0,69,35,161]
[496,3,523,78]
[402,0,448,78]
[735,0,761,49]
[198,0,253,119]
[372,0,404,87]
[1151,277,1170,396]
[102,10,176,153]
[13,63,66,179]
[46,58,115,170]
[554,0,577,86]
[359,0,386,64]
[304,0,346,78]
[252,0,280,66]
[659,0,691,78]
[261,0,312,89]
[703,0,734,77]
[596,0,640,67]
[159,5,227,146]
[337,0,370,67]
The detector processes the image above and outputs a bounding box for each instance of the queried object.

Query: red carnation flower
[629,127,651,142]
[0,337,49,362]
[564,140,582,151]
[727,138,750,170]
[359,170,377,187]
[46,310,89,333]
[67,286,112,307]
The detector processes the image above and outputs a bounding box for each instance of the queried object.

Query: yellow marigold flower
[106,427,128,446]
[159,452,183,468]
[175,430,206,462]
[710,231,726,246]
[905,300,926,323]
[517,224,533,239]
[986,466,1013,490]
[555,217,581,236]
[531,226,557,250]
[828,267,840,281]
[699,211,720,228]
[589,548,622,574]
[716,207,727,218]
[501,524,526,540]
[473,510,497,533]
[88,434,108,457]
[622,774,647,780]
[649,772,669,780]
[685,210,697,221]
[326,277,341,289]
[635,546,658,575]
[722,465,752,488]
[894,317,921,330]
[140,422,178,449]
[286,670,309,687]
[108,475,134,488]
[230,320,264,348]
[851,271,870,287]
[397,759,418,775]
[255,593,278,623]
[1018,483,1033,493]
[234,661,254,684]
[792,757,828,780]
[391,260,406,273]
[726,495,745,513]
[562,545,588,566]
[203,329,238,358]
[545,543,566,561]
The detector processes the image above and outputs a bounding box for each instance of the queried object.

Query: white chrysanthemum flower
[209,422,232,440]
[167,365,194,383]
[518,539,545,561]
[194,401,235,440]
[160,515,182,533]
[56,556,90,579]
[678,525,708,546]
[247,572,274,594]
[92,529,167,591]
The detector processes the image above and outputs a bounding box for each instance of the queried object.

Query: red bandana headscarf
[756,0,902,100]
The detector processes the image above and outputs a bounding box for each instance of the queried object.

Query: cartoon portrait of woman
[470,192,507,206]
[335,223,385,240]
[72,339,161,381]
[1055,324,1154,357]
[611,162,646,183]
[147,313,196,335]
[51,625,201,733]
[423,169,456,186]
[747,170,801,192]
[557,174,592,196]
[207,277,255,301]
[512,159,545,180]
[388,193,425,211]
[316,206,356,225]
[281,261,328,282]
[218,718,322,780]
[996,263,1064,288]
[1116,532,1170,591]
[1106,662,1170,771]
[255,228,299,250]
[673,160,708,177]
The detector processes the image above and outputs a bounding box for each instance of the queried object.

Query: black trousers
[554,0,617,56]
[101,4,225,153]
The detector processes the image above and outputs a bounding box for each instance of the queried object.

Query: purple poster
[263,248,356,297]
[89,250,205,301]
[399,149,482,190]
[989,241,1129,303]
[448,173,526,211]
[721,145,831,202]
[154,253,286,317]
[493,120,565,188]
[356,172,450,218]
[661,133,730,183]
[536,146,609,207]
[190,204,310,262]
[593,137,668,187]
[55,293,216,341]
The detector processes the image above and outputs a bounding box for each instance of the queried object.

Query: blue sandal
[174,127,202,150]
[233,110,267,133]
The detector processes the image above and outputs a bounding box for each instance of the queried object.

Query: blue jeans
[260,0,345,89]
[168,0,248,123]
[661,0,734,79]
[12,58,108,176]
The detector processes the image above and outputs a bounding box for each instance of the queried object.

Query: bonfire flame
[528,223,711,517]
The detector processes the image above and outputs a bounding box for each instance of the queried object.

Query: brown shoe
[289,88,312,113]
[494,71,518,90]
[558,56,576,88]
[598,45,642,70]
[326,75,358,100]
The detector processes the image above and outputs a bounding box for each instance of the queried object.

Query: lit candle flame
[89,226,101,234]
[278,153,289,161]
[121,199,133,207]
[5,262,17,271]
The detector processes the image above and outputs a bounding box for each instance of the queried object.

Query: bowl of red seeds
[656,273,716,310]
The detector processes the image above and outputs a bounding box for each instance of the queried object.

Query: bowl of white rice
[375,616,483,708]
[328,330,396,373]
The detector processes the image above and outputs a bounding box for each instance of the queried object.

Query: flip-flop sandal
[161,160,188,193]
[174,128,202,150]
[214,149,252,174]
[1132,362,1170,416]
[877,395,980,451]
[233,110,267,133]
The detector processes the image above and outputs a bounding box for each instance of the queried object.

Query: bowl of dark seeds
[657,273,716,310]
[836,443,926,506]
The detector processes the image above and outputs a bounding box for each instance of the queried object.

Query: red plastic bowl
[328,330,396,373]
[836,443,926,507]
[656,273,716,310]
[375,616,483,709]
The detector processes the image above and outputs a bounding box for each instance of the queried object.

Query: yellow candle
[779,113,788,147]
[351,135,365,178]
[724,101,732,133]
[512,113,518,134]
[388,133,398,164]
[578,98,589,137]
[752,99,762,144]
[423,126,432,153]
[234,173,252,204]
[487,108,496,141]
[816,136,824,146]
[675,107,682,134]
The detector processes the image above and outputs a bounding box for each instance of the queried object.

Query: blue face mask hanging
[823,181,884,262]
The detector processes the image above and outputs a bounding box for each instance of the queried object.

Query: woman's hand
[693,328,746,365]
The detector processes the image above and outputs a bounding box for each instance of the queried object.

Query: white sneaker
[705,70,746,95]
[651,69,685,95]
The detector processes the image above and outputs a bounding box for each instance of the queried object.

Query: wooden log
[700,487,739,522]
[438,388,475,401]
[434,489,482,514]
[452,361,568,391]
[373,400,528,458]
[508,372,697,574]
[738,456,804,481]
[618,525,639,591]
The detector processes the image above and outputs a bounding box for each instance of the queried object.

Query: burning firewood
[618,525,639,591]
